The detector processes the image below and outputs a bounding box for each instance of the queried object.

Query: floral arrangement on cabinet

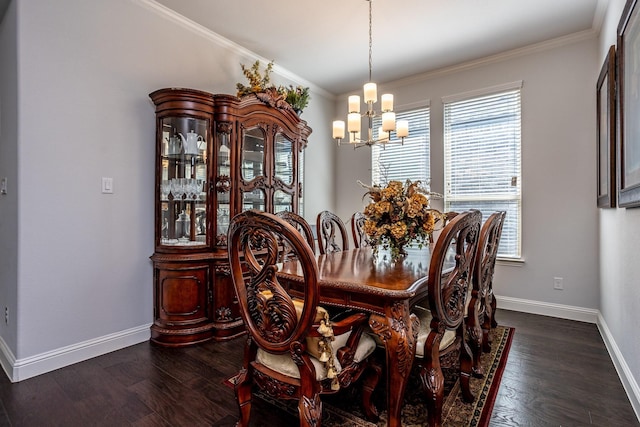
[361,180,442,260]
[236,60,310,114]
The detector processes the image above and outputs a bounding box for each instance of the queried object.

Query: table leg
[369,300,419,427]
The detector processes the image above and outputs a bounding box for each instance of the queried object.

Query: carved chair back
[316,210,349,254]
[415,209,482,427]
[276,210,316,254]
[466,211,506,373]
[351,211,371,248]
[229,210,319,354]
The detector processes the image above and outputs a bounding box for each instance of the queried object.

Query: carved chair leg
[420,363,444,427]
[420,334,444,427]
[459,340,475,404]
[298,393,322,427]
[483,293,497,353]
[466,295,484,378]
[360,358,382,421]
[234,369,253,427]
[490,293,498,328]
[481,302,493,354]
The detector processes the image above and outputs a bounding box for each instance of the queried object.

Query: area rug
[225,325,514,427]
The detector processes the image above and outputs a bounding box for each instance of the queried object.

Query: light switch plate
[1,177,7,195]
[101,177,113,194]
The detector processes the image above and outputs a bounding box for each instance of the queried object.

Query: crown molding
[390,29,598,89]
[134,0,333,99]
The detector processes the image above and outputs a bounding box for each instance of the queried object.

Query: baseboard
[0,335,16,382]
[596,313,640,422]
[1,324,151,382]
[495,294,599,323]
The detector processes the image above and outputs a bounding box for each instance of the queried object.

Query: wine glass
[170,178,184,201]
[160,180,171,200]
[194,179,204,200]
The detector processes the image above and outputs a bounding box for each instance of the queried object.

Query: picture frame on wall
[617,0,640,207]
[597,45,617,208]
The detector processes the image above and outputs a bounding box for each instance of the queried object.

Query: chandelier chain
[368,0,373,82]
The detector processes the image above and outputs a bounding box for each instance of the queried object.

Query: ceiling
[160,1,601,95]
[0,1,605,95]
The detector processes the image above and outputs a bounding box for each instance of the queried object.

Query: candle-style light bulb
[381,94,393,112]
[396,120,409,138]
[348,113,361,133]
[381,112,396,132]
[348,95,361,113]
[364,83,377,103]
[333,121,345,139]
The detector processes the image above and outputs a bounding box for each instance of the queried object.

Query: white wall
[335,36,601,310]
[598,0,640,414]
[1,0,334,379]
[0,0,18,366]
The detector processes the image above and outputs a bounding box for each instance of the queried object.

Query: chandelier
[332,0,409,148]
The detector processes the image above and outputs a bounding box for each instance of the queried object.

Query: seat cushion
[256,330,377,380]
[413,306,457,358]
[255,291,376,382]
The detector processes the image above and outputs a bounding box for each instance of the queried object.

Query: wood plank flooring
[0,309,637,426]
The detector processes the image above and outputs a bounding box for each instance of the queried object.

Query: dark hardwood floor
[0,309,637,426]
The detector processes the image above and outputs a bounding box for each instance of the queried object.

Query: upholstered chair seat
[413,306,457,357]
[257,330,377,380]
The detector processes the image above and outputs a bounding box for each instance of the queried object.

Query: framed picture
[597,45,616,208]
[617,0,640,207]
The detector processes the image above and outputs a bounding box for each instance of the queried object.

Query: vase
[374,239,409,262]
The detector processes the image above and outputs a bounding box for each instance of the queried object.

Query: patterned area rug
[226,325,514,427]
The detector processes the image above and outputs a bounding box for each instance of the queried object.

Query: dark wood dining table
[278,246,436,427]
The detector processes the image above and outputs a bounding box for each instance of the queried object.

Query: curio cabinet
[149,88,311,346]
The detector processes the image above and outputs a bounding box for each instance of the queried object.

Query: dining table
[277,246,437,427]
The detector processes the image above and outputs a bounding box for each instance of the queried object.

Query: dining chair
[228,210,380,427]
[350,211,371,248]
[412,209,482,427]
[316,210,349,254]
[276,210,316,254]
[466,211,506,375]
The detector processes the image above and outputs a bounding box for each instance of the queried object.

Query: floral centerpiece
[361,180,442,260]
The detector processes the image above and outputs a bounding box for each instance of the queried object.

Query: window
[443,82,522,259]
[371,106,430,186]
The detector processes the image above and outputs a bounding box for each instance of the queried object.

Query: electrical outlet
[4,307,8,324]
[553,277,563,290]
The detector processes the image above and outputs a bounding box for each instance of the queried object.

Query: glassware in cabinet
[215,122,232,246]
[159,116,209,247]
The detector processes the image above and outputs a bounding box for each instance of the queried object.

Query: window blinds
[371,107,430,187]
[444,88,522,259]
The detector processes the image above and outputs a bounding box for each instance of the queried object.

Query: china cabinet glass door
[273,133,295,213]
[215,125,231,245]
[241,127,266,211]
[159,116,208,247]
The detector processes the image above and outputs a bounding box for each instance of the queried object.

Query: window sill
[496,257,524,266]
